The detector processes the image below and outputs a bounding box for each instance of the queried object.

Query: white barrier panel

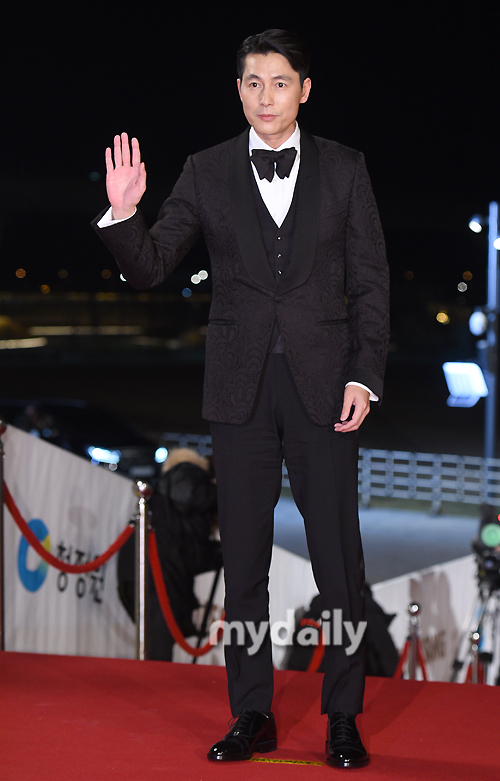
[372,555,477,682]
[179,549,484,683]
[173,545,318,667]
[269,545,318,668]
[3,425,137,657]
[6,417,477,676]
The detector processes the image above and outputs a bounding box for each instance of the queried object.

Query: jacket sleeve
[344,152,390,402]
[90,156,201,290]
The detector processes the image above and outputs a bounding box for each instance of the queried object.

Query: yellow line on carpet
[250,757,324,766]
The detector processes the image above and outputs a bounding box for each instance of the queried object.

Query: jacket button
[274,296,282,303]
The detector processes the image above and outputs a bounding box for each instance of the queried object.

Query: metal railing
[161,433,500,512]
[357,450,500,511]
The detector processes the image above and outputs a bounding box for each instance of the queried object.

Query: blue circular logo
[17,519,50,592]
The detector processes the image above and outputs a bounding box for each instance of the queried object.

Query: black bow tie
[250,147,297,182]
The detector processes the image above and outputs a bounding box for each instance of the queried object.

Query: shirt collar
[248,122,301,155]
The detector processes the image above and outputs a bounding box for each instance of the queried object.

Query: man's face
[237,52,311,148]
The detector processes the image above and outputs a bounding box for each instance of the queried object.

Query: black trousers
[210,354,366,717]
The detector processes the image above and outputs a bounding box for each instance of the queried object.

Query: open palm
[105,133,147,220]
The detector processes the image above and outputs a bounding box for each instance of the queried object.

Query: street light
[468,202,500,459]
[469,215,484,234]
[443,362,488,408]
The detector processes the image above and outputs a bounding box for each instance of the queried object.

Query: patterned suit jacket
[93,128,390,425]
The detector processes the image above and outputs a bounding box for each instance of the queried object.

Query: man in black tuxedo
[93,29,389,769]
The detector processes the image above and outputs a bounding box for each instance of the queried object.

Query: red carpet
[1,651,499,780]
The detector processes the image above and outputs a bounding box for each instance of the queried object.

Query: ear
[300,77,312,104]
[237,78,242,102]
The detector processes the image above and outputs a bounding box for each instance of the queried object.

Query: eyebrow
[244,73,292,82]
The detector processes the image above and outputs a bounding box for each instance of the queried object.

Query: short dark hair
[236,29,310,86]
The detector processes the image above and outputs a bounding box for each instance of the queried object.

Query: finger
[339,400,351,423]
[335,403,369,432]
[131,137,141,168]
[350,404,369,428]
[339,392,357,423]
[105,147,113,173]
[113,134,123,167]
[335,418,358,432]
[335,394,369,429]
[138,161,147,186]
[121,132,131,167]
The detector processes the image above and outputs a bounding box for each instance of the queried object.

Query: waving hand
[105,133,147,220]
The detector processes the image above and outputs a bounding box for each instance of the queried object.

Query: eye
[276,82,286,88]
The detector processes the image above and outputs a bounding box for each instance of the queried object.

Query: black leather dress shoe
[207,710,277,761]
[325,711,369,768]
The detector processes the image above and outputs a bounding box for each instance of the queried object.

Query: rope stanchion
[393,602,428,681]
[300,618,325,673]
[3,483,135,573]
[134,480,152,661]
[4,479,222,656]
[148,527,223,657]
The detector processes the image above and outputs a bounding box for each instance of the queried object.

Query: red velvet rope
[301,618,326,672]
[148,528,224,657]
[393,638,428,680]
[5,478,235,657]
[3,482,135,573]
[393,646,406,679]
[417,642,428,681]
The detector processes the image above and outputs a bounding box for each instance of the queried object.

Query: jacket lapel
[279,129,320,294]
[230,127,320,293]
[230,129,276,291]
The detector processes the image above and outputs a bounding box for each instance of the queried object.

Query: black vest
[250,172,298,353]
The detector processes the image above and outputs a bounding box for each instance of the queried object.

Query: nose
[260,85,273,107]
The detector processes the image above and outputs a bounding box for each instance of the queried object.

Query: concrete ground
[273,496,480,584]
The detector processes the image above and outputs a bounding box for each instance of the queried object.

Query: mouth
[258,114,277,121]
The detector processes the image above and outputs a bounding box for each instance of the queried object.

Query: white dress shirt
[248,123,300,227]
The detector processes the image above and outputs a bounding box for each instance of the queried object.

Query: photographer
[118,448,221,660]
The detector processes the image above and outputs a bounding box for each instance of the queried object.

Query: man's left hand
[334,386,370,432]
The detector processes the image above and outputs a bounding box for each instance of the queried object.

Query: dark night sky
[2,1,499,324]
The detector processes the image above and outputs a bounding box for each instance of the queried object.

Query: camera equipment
[450,504,500,684]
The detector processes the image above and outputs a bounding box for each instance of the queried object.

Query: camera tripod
[450,582,500,684]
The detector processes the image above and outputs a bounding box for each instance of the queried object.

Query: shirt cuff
[96,206,137,228]
[345,381,379,402]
